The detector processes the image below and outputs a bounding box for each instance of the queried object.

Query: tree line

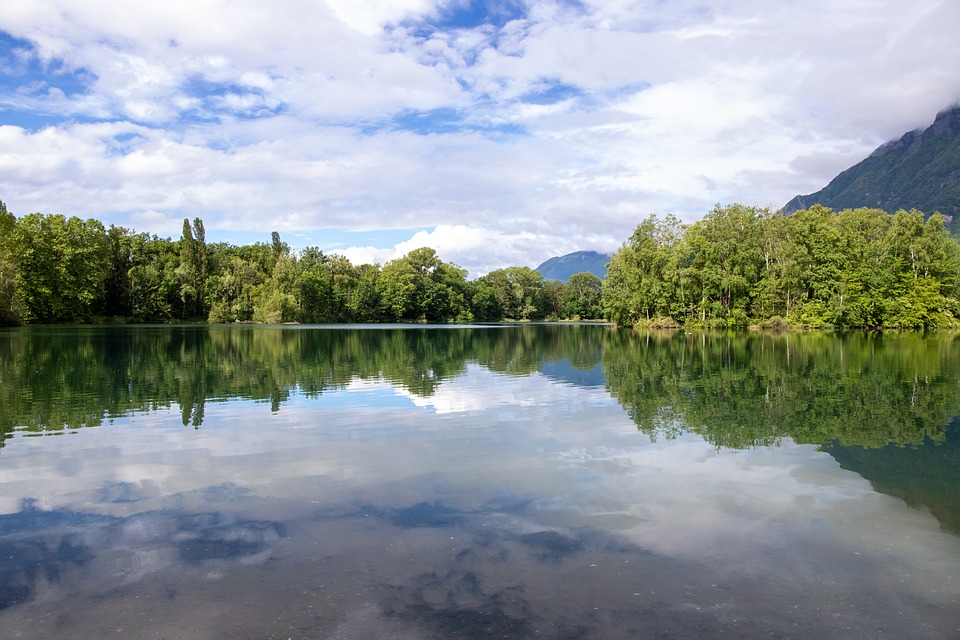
[3,199,960,329]
[0,201,603,326]
[603,204,960,329]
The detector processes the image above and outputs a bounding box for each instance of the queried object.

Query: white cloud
[0,0,959,274]
[333,245,393,267]
[323,0,437,35]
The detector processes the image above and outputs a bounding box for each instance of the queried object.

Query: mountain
[783,105,960,232]
[536,251,609,282]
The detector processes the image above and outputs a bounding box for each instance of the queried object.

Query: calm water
[1,325,959,639]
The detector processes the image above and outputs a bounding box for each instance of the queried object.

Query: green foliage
[176,218,207,319]
[0,201,25,326]
[255,248,301,323]
[5,201,960,328]
[683,204,766,323]
[478,266,548,320]
[8,213,111,322]
[377,247,470,322]
[297,247,335,323]
[562,272,603,319]
[0,255,25,327]
[469,280,500,321]
[606,204,960,329]
[346,263,382,322]
[602,214,683,326]
[127,233,180,322]
[206,252,262,323]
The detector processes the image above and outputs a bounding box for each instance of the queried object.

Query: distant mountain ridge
[536,251,609,282]
[783,105,960,232]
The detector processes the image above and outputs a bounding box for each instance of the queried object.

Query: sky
[1,0,959,276]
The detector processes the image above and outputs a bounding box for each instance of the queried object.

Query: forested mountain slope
[784,105,960,233]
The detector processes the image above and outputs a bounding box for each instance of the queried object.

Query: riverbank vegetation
[604,204,960,330]
[2,199,959,328]
[0,200,603,326]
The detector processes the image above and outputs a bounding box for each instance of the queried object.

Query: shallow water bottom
[3,444,959,640]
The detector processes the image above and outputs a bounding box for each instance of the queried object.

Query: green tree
[479,266,547,320]
[298,247,334,323]
[194,218,207,310]
[542,279,564,320]
[177,218,199,319]
[917,212,960,294]
[469,279,500,321]
[271,231,288,264]
[9,213,111,322]
[881,210,960,327]
[378,248,470,322]
[254,246,301,324]
[833,207,893,327]
[329,254,360,322]
[175,218,207,319]
[753,209,792,320]
[347,263,382,322]
[0,200,25,325]
[682,204,765,326]
[128,232,180,322]
[603,214,682,326]
[562,272,603,319]
[104,225,129,317]
[206,253,262,323]
[783,205,843,327]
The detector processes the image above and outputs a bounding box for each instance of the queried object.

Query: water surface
[1,325,959,639]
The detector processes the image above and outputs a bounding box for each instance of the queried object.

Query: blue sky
[1,0,959,275]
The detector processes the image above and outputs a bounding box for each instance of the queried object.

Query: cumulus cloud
[0,0,958,274]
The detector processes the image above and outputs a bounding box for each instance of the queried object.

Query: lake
[1,324,959,639]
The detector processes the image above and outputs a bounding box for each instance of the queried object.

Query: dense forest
[2,199,960,329]
[0,200,603,326]
[603,203,960,329]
